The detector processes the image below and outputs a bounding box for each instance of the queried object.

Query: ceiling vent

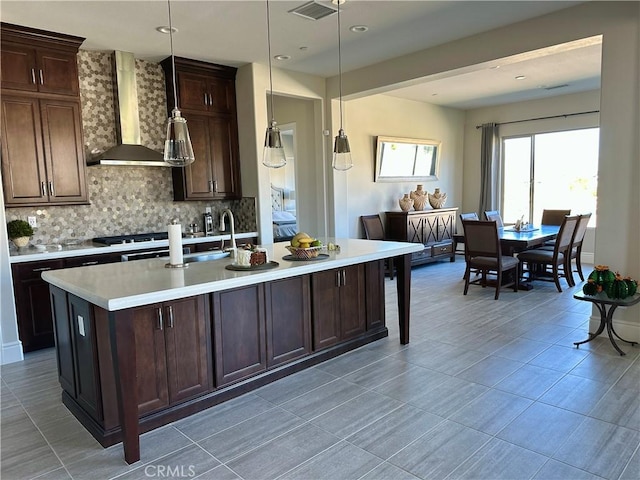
[544,84,570,90]
[289,1,337,21]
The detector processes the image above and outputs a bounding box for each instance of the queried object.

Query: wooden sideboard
[385,208,458,266]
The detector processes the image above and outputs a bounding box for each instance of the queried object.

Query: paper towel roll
[168,223,183,266]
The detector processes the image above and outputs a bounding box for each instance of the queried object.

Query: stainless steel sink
[183,250,230,263]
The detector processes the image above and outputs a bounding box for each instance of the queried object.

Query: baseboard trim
[581,252,594,265]
[589,317,640,343]
[1,341,24,365]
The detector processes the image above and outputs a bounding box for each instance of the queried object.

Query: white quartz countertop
[9,232,257,263]
[42,239,422,311]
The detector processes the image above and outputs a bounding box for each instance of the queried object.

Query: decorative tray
[225,261,279,271]
[283,254,330,262]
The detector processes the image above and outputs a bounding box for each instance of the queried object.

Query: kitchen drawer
[13,259,65,280]
[65,253,122,268]
[431,242,453,256]
[411,247,432,262]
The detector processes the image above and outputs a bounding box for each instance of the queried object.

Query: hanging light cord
[267,0,275,122]
[168,0,178,111]
[337,1,344,131]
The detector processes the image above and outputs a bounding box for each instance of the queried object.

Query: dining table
[498,224,560,256]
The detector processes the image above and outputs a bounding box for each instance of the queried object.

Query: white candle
[168,223,183,266]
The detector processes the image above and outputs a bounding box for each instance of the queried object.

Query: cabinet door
[437,212,455,242]
[212,285,267,386]
[177,72,209,112]
[407,215,425,244]
[422,213,440,244]
[209,116,240,199]
[365,260,386,331]
[311,269,341,350]
[12,260,64,351]
[339,264,366,340]
[265,276,311,367]
[0,43,39,92]
[172,114,215,200]
[163,296,212,403]
[207,77,234,114]
[131,304,169,415]
[40,99,88,204]
[1,96,48,205]
[36,48,79,96]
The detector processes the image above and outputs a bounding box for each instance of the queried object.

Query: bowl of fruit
[286,232,323,259]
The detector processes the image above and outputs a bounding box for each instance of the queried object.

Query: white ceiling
[1,0,601,109]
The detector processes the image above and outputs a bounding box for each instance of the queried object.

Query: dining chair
[461,220,520,300]
[360,214,394,279]
[454,212,479,256]
[484,210,504,228]
[541,209,571,226]
[517,214,580,292]
[566,212,592,284]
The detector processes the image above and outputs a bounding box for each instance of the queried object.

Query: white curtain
[479,123,501,216]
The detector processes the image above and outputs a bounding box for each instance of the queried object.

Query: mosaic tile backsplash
[5,50,256,246]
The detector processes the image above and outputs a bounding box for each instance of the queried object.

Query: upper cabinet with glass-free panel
[374,136,441,182]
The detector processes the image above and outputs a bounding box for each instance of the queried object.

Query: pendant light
[332,0,353,171]
[262,0,287,168]
[163,0,195,167]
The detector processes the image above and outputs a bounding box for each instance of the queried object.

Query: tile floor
[2,260,639,480]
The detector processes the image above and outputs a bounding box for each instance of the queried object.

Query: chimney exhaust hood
[87,51,170,166]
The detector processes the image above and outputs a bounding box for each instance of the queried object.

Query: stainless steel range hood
[87,51,170,166]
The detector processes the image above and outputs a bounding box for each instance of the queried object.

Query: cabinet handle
[341,269,346,286]
[208,180,213,192]
[157,307,164,330]
[168,306,174,328]
[31,68,37,85]
[81,261,99,266]
[32,267,52,272]
[41,182,47,196]
[203,93,208,106]
[49,181,55,197]
[39,69,44,85]
[213,180,218,192]
[336,270,341,287]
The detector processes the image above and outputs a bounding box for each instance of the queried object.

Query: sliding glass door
[502,127,599,226]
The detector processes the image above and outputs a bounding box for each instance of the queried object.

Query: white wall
[464,89,601,262]
[341,94,465,238]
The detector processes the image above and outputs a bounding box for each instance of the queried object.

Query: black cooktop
[92,232,168,246]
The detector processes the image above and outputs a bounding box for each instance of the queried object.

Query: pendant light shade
[263,119,286,168]
[332,128,352,171]
[163,0,195,167]
[333,0,353,171]
[262,0,286,168]
[165,108,195,166]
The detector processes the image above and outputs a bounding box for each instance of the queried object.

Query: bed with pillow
[271,184,298,241]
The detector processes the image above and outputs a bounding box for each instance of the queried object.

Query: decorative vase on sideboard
[428,188,447,209]
[410,184,428,211]
[399,194,413,212]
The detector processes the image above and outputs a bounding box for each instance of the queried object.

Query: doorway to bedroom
[269,123,298,242]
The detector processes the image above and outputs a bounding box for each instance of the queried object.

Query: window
[502,128,599,226]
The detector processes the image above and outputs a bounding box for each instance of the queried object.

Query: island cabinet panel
[131,296,212,416]
[12,259,64,351]
[365,260,386,331]
[265,276,312,367]
[311,264,366,350]
[50,285,76,396]
[385,208,458,266]
[212,285,267,386]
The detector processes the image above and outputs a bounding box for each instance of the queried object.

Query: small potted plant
[7,219,34,248]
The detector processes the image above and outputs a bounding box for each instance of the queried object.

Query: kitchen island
[42,239,422,464]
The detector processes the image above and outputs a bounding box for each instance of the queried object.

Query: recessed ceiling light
[274,55,291,61]
[349,25,369,33]
[490,65,500,69]
[299,46,308,51]
[515,75,526,80]
[431,93,439,97]
[332,0,347,5]
[156,26,178,34]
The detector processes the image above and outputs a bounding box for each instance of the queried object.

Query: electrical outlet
[28,216,37,228]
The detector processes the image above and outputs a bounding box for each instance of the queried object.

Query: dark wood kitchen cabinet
[131,296,212,416]
[0,23,81,95]
[12,259,64,351]
[161,57,241,201]
[1,23,87,207]
[311,264,367,350]
[212,285,267,386]
[385,208,458,266]
[1,96,88,206]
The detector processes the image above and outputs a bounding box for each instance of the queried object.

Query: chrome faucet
[220,209,237,259]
